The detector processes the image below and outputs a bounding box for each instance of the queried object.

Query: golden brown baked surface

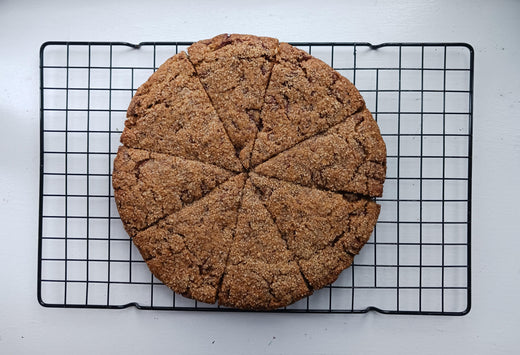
[121,51,242,172]
[188,34,279,169]
[113,34,387,310]
[254,108,386,197]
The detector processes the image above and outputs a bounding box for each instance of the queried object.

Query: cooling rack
[38,41,473,315]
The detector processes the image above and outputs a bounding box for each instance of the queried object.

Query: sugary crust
[254,108,387,197]
[132,174,246,304]
[250,43,365,167]
[113,34,387,310]
[121,52,242,172]
[249,173,380,289]
[218,180,310,310]
[188,34,279,169]
[112,146,234,235]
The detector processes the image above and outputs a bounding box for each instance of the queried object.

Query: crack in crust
[215,179,246,303]
[242,54,277,170]
[250,42,366,167]
[112,146,235,235]
[254,108,386,197]
[121,51,242,172]
[249,180,315,297]
[132,174,246,304]
[249,173,380,290]
[217,179,311,310]
[114,34,387,310]
[188,34,279,169]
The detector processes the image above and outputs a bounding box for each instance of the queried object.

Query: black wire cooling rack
[38,41,473,315]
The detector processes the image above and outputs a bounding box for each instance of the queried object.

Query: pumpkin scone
[113,34,387,310]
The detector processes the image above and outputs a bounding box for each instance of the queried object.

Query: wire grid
[38,41,473,314]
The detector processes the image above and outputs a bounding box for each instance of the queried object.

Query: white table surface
[1,0,519,353]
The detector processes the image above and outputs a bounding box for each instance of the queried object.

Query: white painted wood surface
[0,0,518,353]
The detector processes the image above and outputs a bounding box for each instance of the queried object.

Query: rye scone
[113,34,387,310]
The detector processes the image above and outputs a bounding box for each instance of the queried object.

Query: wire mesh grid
[39,41,473,314]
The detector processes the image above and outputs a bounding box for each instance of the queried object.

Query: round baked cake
[112,34,387,310]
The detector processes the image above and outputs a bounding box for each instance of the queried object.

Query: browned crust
[112,146,234,236]
[188,34,279,63]
[218,179,311,310]
[249,173,380,290]
[188,34,279,169]
[250,42,366,167]
[254,108,387,197]
[132,174,246,304]
[113,35,387,310]
[121,51,242,172]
